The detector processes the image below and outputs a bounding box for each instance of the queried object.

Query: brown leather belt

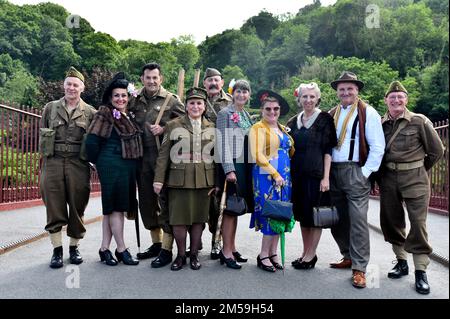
[385,159,424,171]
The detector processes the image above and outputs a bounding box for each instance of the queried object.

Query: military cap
[331,71,364,91]
[385,81,408,97]
[203,68,222,80]
[65,66,85,83]
[185,87,208,102]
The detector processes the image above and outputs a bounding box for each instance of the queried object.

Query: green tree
[222,65,246,91]
[198,29,242,71]
[78,32,122,71]
[241,10,280,42]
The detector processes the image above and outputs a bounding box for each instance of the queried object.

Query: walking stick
[134,207,141,254]
[214,181,227,248]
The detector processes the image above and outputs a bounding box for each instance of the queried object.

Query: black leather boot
[415,270,430,294]
[151,249,173,268]
[388,259,408,279]
[136,243,161,260]
[50,246,63,269]
[69,246,83,265]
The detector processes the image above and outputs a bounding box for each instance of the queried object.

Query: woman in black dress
[85,73,143,266]
[287,82,337,269]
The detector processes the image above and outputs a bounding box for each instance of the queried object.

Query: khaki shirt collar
[382,108,411,124]
[138,86,168,103]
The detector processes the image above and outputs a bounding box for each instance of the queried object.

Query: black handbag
[261,186,293,222]
[313,191,339,228]
[223,182,248,217]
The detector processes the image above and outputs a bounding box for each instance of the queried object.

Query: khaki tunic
[204,90,232,124]
[154,116,216,225]
[379,109,444,255]
[40,98,96,239]
[128,86,185,230]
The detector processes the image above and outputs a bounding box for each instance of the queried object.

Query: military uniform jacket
[381,109,444,170]
[41,97,97,156]
[128,86,185,148]
[204,90,232,124]
[154,115,216,189]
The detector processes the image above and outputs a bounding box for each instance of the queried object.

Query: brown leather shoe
[352,270,366,288]
[330,258,352,269]
[170,255,186,271]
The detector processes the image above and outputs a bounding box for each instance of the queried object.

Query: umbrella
[269,216,295,274]
[133,198,141,254]
[214,181,228,248]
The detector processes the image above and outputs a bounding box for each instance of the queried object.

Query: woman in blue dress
[249,90,294,272]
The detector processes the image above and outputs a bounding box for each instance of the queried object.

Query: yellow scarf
[333,99,358,149]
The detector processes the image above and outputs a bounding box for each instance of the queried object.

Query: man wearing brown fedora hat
[40,66,97,268]
[328,71,385,288]
[202,67,232,260]
[379,81,443,294]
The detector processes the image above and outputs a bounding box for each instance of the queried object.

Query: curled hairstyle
[296,82,321,106]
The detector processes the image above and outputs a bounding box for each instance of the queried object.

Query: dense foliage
[0,0,448,121]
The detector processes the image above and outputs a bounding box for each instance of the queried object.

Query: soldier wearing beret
[153,87,216,271]
[202,67,232,259]
[128,63,185,264]
[379,81,444,295]
[40,66,97,268]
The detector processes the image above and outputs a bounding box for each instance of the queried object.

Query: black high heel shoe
[232,251,248,263]
[219,251,242,269]
[257,255,276,273]
[269,254,284,270]
[99,249,118,266]
[115,249,139,265]
[291,257,303,267]
[293,255,317,270]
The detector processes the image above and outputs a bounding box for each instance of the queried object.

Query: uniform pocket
[205,162,215,186]
[39,128,55,157]
[167,163,185,187]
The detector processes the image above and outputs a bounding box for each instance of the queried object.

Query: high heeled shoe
[293,255,317,270]
[219,251,242,269]
[269,254,284,270]
[257,255,276,273]
[99,249,118,266]
[115,248,139,265]
[291,257,303,267]
[232,251,248,263]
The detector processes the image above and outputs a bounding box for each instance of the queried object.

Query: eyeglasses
[264,107,280,112]
[388,95,407,101]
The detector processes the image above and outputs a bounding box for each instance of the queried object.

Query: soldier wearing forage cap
[40,66,97,269]
[379,81,444,295]
[202,67,232,259]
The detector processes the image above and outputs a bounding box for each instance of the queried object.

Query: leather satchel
[313,192,339,228]
[223,182,248,217]
[261,186,293,222]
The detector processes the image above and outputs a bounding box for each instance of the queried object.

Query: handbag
[261,186,293,222]
[223,182,248,217]
[313,191,339,228]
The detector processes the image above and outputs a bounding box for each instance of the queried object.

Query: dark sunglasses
[264,107,280,112]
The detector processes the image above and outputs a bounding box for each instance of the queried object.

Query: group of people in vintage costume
[40,64,444,295]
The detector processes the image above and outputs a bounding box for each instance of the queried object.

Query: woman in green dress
[85,72,142,266]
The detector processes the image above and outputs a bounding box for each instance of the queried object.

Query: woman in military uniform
[153,87,215,271]
[85,73,142,266]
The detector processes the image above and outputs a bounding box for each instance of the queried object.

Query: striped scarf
[333,99,358,149]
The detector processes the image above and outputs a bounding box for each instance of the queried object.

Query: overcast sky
[10,0,337,44]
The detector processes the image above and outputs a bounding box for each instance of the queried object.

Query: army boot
[50,246,63,269]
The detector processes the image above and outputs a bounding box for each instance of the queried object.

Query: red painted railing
[0,102,448,211]
[0,101,100,204]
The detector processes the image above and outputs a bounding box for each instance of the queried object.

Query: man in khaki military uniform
[379,81,444,295]
[40,67,97,268]
[202,68,232,259]
[128,63,184,265]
